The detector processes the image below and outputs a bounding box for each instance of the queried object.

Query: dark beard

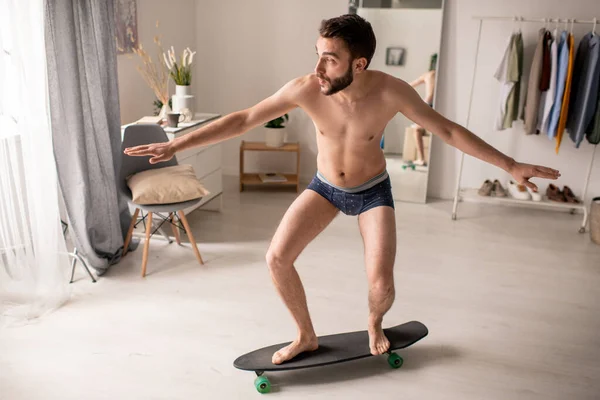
[323,66,354,96]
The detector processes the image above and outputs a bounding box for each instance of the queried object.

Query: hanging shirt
[539,30,553,91]
[539,31,558,135]
[547,31,569,138]
[494,33,515,130]
[502,32,523,129]
[556,33,575,154]
[567,32,600,148]
[522,29,546,134]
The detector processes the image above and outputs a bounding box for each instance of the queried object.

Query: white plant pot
[265,127,286,147]
[175,85,191,96]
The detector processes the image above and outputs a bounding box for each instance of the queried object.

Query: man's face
[314,37,354,96]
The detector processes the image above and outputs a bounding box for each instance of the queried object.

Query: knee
[370,279,395,298]
[265,248,290,272]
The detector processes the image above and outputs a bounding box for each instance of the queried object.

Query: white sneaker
[506,180,531,200]
[526,186,542,201]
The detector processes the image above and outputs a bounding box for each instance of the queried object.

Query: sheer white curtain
[0,0,70,326]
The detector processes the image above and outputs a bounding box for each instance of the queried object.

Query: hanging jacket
[566,32,600,148]
[587,87,600,144]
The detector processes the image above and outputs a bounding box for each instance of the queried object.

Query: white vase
[175,85,191,96]
[158,102,171,121]
[265,127,286,147]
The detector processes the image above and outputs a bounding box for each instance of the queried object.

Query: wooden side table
[239,141,300,192]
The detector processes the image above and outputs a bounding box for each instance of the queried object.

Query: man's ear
[354,57,367,72]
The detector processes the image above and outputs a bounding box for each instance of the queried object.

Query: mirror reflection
[351,0,444,203]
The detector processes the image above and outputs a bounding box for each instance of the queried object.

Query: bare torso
[295,71,399,188]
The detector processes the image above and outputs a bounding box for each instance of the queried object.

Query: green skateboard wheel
[387,352,403,368]
[254,375,271,394]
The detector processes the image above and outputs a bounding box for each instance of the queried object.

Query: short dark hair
[319,14,376,69]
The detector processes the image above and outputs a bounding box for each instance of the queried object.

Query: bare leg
[266,190,339,364]
[413,127,427,166]
[358,205,396,355]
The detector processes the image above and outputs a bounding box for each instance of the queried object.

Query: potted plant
[264,113,289,147]
[164,46,196,118]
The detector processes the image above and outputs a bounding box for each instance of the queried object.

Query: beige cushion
[127,164,210,205]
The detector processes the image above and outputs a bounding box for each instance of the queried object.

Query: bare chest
[304,97,394,142]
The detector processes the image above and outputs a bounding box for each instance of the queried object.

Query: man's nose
[314,59,325,75]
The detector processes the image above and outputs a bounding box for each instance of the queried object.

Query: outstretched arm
[389,78,560,191]
[408,73,425,88]
[124,77,303,163]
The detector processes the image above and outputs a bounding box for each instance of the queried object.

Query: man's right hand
[123,142,175,164]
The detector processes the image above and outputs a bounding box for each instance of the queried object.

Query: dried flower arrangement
[163,46,197,86]
[130,21,170,110]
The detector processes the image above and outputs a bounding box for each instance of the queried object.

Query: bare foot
[272,336,318,365]
[368,324,391,356]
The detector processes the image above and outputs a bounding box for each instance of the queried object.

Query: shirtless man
[124,14,560,365]
[408,54,437,166]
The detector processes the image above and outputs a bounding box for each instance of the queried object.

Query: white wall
[194,0,348,181]
[430,0,600,203]
[117,0,600,205]
[357,8,443,153]
[117,0,197,125]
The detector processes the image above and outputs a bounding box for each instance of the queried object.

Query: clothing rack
[451,15,599,233]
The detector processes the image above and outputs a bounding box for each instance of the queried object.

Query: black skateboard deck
[234,320,428,394]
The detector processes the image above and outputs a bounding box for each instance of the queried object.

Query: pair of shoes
[547,184,580,203]
[506,180,542,201]
[478,179,507,197]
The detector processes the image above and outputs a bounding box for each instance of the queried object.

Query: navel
[339,171,345,177]
[369,135,375,141]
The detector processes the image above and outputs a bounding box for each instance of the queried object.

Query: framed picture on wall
[115,0,138,54]
[385,47,405,66]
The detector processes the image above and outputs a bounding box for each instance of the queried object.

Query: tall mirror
[350,0,445,203]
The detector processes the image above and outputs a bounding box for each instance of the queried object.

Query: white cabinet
[168,113,223,213]
[176,140,223,213]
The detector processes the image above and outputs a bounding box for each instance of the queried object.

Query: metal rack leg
[452,19,482,221]
[580,207,588,234]
[578,145,597,233]
[69,248,97,283]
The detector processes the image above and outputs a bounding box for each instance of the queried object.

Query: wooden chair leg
[171,213,181,245]
[141,212,153,277]
[123,208,140,257]
[178,210,204,265]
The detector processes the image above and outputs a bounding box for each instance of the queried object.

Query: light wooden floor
[1,176,599,399]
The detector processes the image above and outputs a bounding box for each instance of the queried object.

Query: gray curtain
[45,0,132,274]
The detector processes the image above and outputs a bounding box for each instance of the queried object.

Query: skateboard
[233,320,428,394]
[402,160,416,170]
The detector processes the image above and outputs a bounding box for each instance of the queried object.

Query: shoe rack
[453,150,596,233]
[450,15,599,234]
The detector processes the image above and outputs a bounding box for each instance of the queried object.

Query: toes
[272,351,283,364]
